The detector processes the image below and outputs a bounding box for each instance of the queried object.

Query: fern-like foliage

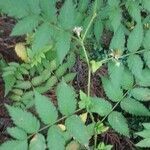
[0,84,95,149]
[2,52,76,108]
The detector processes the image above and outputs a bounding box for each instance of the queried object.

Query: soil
[0,16,136,150]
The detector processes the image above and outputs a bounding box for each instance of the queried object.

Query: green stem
[82,12,97,42]
[28,108,83,139]
[97,85,135,126]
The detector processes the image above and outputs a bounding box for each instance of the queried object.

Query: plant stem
[28,108,83,139]
[97,86,135,126]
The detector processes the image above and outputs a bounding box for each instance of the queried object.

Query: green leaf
[108,2,121,32]
[58,0,75,30]
[6,105,40,134]
[126,0,141,23]
[3,74,16,96]
[7,127,27,140]
[29,133,46,150]
[0,140,27,150]
[78,0,89,12]
[130,88,150,101]
[143,51,150,68]
[66,141,80,150]
[142,0,150,12]
[39,0,56,22]
[90,60,102,73]
[108,111,129,136]
[110,25,125,52]
[32,23,52,52]
[34,91,58,125]
[11,16,39,36]
[108,61,124,87]
[94,18,103,43]
[0,0,28,18]
[56,31,71,64]
[136,138,150,148]
[127,23,143,52]
[120,67,134,90]
[90,97,112,116]
[65,115,90,145]
[101,77,123,102]
[120,98,150,116]
[136,68,150,87]
[127,54,143,78]
[26,0,40,15]
[56,80,77,116]
[136,130,150,138]
[47,126,65,150]
[143,30,150,49]
[143,123,150,130]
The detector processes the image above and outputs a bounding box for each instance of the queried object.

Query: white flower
[73,26,83,37]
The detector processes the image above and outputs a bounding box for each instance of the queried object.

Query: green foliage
[127,54,143,78]
[136,123,150,148]
[120,98,150,116]
[0,91,96,149]
[1,0,150,149]
[7,127,27,140]
[0,140,28,150]
[47,126,66,150]
[6,104,40,133]
[131,88,150,101]
[65,115,90,145]
[110,26,125,53]
[127,23,143,52]
[101,76,123,102]
[56,31,71,64]
[120,67,134,90]
[56,80,77,116]
[108,111,129,137]
[58,0,76,30]
[34,91,58,125]
[29,133,46,150]
[90,97,112,116]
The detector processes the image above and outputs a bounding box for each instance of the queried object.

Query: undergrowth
[0,0,150,149]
